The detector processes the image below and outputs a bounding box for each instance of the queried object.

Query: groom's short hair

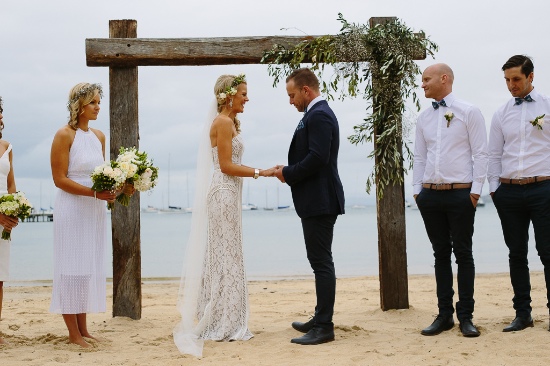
[286,68,320,91]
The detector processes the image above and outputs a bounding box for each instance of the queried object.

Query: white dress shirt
[413,93,488,195]
[487,88,550,192]
[307,95,324,112]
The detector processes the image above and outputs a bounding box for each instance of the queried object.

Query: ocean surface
[6,202,544,284]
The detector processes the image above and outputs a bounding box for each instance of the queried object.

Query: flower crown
[66,83,104,111]
[217,74,246,102]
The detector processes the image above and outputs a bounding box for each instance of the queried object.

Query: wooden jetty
[22,213,53,222]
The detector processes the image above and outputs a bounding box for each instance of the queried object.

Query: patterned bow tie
[515,95,533,105]
[432,99,447,110]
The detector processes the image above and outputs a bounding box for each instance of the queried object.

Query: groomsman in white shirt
[413,63,488,337]
[488,54,550,332]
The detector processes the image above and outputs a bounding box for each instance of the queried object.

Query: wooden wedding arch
[85,18,426,319]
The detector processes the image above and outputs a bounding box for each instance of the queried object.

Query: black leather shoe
[421,315,454,336]
[291,327,334,345]
[292,318,315,333]
[459,319,480,337]
[503,316,534,332]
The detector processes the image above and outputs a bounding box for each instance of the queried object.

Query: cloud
[2,0,550,207]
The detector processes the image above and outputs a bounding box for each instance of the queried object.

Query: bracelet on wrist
[253,168,259,179]
[93,190,97,199]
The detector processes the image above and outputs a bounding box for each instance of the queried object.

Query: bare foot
[81,333,106,342]
[68,336,91,348]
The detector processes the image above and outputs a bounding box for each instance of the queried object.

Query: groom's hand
[274,165,285,183]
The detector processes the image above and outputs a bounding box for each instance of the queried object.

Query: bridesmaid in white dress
[49,83,118,348]
[0,97,20,345]
[174,74,277,357]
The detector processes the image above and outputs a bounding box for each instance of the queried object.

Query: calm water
[6,202,543,284]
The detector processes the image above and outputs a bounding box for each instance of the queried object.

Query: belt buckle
[435,183,448,190]
[518,178,529,185]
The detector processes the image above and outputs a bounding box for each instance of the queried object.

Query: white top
[488,88,550,192]
[412,92,488,195]
[0,144,12,194]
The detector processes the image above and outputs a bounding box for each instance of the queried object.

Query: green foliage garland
[261,14,438,198]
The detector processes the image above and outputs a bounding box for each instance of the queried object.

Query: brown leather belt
[422,183,472,191]
[499,176,550,185]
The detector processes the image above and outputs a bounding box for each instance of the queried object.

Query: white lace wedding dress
[50,128,107,314]
[174,133,253,357]
[197,135,253,341]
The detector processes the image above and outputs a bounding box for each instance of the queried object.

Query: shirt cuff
[413,184,422,195]
[470,181,483,195]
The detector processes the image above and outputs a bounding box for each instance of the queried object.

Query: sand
[1,272,549,366]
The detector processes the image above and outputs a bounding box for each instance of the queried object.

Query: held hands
[260,167,276,177]
[259,166,281,177]
[274,165,285,183]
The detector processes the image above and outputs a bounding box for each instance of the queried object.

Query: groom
[274,68,345,345]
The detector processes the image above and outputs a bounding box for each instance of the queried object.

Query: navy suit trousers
[301,214,338,330]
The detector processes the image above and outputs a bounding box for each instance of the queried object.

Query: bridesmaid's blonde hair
[67,83,103,129]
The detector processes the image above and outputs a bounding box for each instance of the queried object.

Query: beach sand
[1,272,549,366]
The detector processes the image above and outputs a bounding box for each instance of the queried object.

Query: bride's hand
[260,167,277,177]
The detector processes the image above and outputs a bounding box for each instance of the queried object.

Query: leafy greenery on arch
[261,14,438,197]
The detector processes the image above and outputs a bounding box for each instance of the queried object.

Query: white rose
[143,168,152,178]
[128,163,138,177]
[103,166,114,177]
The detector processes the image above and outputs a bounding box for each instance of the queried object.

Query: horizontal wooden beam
[85,36,318,67]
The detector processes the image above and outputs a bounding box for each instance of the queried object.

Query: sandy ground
[1,272,549,366]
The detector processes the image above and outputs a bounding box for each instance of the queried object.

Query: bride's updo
[214,74,246,133]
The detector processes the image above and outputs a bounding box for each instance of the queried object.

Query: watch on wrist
[254,168,259,179]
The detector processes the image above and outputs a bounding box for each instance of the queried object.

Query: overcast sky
[2,0,550,209]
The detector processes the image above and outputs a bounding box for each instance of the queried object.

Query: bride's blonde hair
[214,74,246,133]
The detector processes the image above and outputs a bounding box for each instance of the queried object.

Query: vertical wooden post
[109,19,141,319]
[370,17,409,311]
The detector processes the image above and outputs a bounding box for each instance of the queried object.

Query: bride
[174,74,276,357]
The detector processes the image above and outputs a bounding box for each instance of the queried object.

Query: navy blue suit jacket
[282,100,345,219]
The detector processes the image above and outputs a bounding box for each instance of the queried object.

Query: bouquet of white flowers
[115,147,159,206]
[0,191,33,240]
[91,161,127,210]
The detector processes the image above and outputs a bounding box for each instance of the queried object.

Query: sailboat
[242,182,258,210]
[275,185,290,210]
[184,172,193,213]
[263,188,274,210]
[158,153,185,214]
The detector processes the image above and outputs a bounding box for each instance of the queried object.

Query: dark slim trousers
[416,188,476,320]
[301,214,338,330]
[493,181,550,317]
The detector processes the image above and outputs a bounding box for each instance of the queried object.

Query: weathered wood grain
[109,19,142,320]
